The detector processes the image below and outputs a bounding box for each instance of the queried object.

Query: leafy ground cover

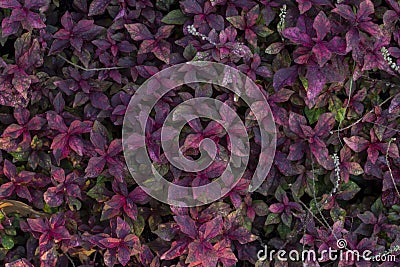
[0,0,399,266]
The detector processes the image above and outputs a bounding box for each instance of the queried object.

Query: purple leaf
[274,152,305,176]
[389,93,400,113]
[118,246,131,266]
[313,11,330,41]
[282,27,313,46]
[343,136,370,152]
[199,216,223,240]
[151,40,171,64]
[88,0,112,16]
[85,157,106,177]
[333,4,356,22]
[5,258,34,267]
[187,240,219,267]
[268,203,285,213]
[125,23,153,41]
[181,0,203,14]
[273,65,299,91]
[312,42,332,67]
[174,215,197,239]
[161,240,189,260]
[314,113,335,137]
[99,237,121,248]
[306,64,327,102]
[0,0,21,8]
[289,112,307,137]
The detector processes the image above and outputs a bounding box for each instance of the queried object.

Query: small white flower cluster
[332,153,341,194]
[321,153,341,207]
[381,47,400,72]
[187,24,251,60]
[277,4,287,33]
[186,25,217,45]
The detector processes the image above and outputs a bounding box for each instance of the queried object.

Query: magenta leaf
[268,203,285,213]
[161,240,189,260]
[5,258,34,267]
[174,215,197,239]
[187,240,218,267]
[199,216,223,240]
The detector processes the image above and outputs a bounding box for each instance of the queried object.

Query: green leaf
[299,76,308,91]
[304,107,325,124]
[371,198,384,215]
[153,163,169,176]
[9,147,29,162]
[274,186,286,202]
[392,204,400,213]
[330,205,346,222]
[265,42,284,55]
[4,228,16,236]
[161,10,187,25]
[337,180,361,201]
[87,183,111,202]
[148,215,162,232]
[256,26,274,38]
[335,107,346,123]
[1,235,14,250]
[43,203,57,214]
[281,213,292,227]
[67,197,82,211]
[71,55,79,65]
[265,213,280,225]
[309,198,319,214]
[183,44,197,60]
[374,124,385,141]
[133,215,145,236]
[243,216,252,232]
[252,200,268,216]
[31,135,43,150]
[277,223,290,239]
[3,9,11,17]
[387,212,400,221]
[263,225,275,236]
[97,175,111,183]
[328,96,345,122]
